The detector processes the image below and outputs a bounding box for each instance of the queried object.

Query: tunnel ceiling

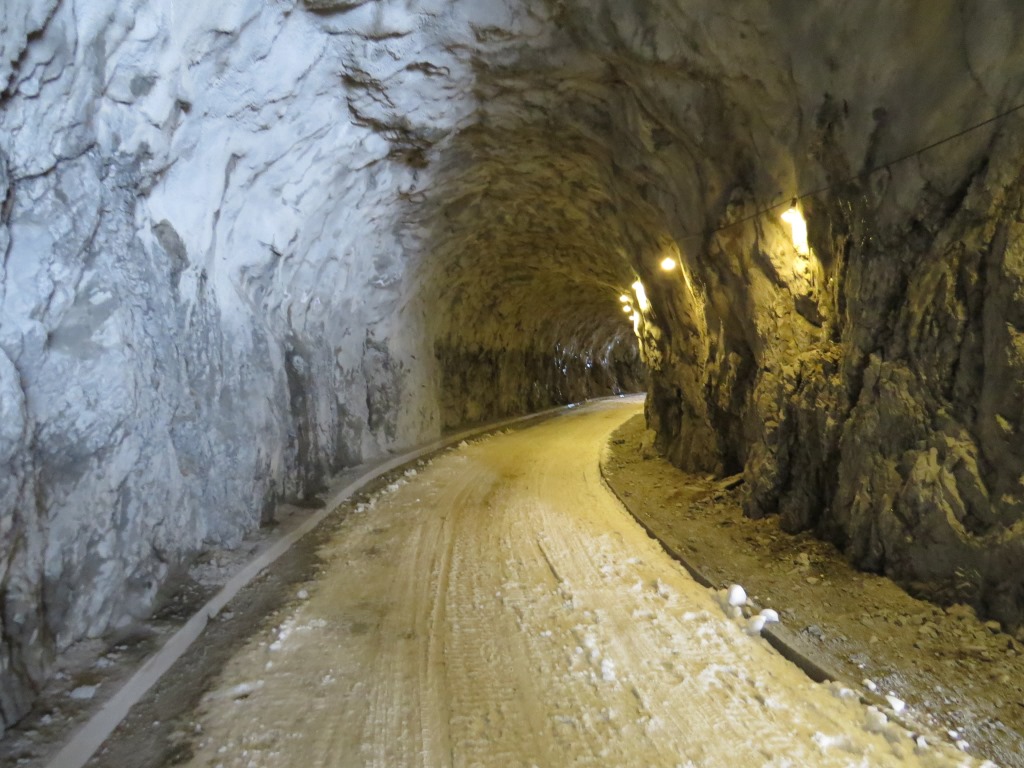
[3,0,1024,736]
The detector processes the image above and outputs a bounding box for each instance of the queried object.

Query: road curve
[179,399,976,768]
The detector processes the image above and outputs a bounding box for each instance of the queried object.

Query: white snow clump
[745,607,781,635]
[863,706,888,733]
[884,694,905,713]
[69,685,98,701]
[745,615,766,635]
[759,608,779,623]
[727,584,747,606]
[601,658,617,682]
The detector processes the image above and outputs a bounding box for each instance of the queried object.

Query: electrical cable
[680,98,1024,242]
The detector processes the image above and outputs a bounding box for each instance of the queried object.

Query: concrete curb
[599,467,848,684]
[46,397,629,768]
[595,444,933,725]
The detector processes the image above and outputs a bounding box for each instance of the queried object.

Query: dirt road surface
[174,399,982,768]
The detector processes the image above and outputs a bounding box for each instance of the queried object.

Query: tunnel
[2,0,1024,763]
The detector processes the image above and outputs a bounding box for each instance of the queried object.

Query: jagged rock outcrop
[2,0,1024,736]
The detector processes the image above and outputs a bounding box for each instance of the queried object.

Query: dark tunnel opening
[412,123,653,427]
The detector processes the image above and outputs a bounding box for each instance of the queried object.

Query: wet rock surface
[604,414,1024,767]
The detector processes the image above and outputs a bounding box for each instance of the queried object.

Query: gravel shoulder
[601,413,1024,768]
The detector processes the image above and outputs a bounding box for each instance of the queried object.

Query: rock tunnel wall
[610,5,1024,631]
[0,0,643,732]
[3,0,1024,736]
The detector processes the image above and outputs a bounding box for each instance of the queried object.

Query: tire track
[176,402,983,768]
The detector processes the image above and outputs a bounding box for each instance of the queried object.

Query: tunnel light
[619,293,631,303]
[660,257,677,271]
[780,206,810,256]
[622,304,633,313]
[631,280,651,312]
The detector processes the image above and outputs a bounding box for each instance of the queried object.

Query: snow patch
[884,694,905,714]
[355,498,377,515]
[727,584,747,606]
[69,685,98,701]
[204,681,264,702]
[826,682,858,702]
[812,731,857,753]
[758,608,779,624]
[745,615,766,635]
[600,658,616,682]
[863,706,887,733]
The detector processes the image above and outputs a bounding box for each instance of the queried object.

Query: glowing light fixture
[631,279,651,312]
[780,205,810,256]
[660,257,677,271]
[622,304,632,313]
[619,294,631,303]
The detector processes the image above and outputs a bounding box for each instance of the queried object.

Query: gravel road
[179,399,981,768]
